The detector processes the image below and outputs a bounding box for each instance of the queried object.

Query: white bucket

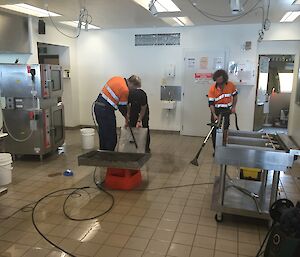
[80,128,95,150]
[0,153,12,186]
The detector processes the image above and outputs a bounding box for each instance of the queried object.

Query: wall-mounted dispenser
[165,64,176,78]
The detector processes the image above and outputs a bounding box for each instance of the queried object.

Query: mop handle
[129,125,138,149]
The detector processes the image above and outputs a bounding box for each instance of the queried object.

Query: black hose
[31,187,91,257]
[62,170,115,221]
[255,224,274,257]
[234,113,240,130]
[5,167,214,257]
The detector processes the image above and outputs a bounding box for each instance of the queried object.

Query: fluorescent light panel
[0,3,60,17]
[155,0,181,12]
[134,0,181,13]
[173,17,184,26]
[60,21,101,30]
[280,11,300,22]
[161,16,193,26]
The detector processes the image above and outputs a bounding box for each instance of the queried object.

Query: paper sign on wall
[187,58,196,68]
[213,57,224,70]
[228,60,255,84]
[195,73,213,79]
[200,57,208,69]
[194,73,213,86]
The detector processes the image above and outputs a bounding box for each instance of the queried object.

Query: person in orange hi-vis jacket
[94,75,141,151]
[208,69,238,153]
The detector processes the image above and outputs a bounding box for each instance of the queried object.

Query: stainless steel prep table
[212,129,300,222]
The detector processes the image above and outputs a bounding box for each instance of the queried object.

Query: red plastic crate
[105,168,142,190]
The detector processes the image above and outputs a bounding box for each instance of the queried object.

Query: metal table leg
[259,170,268,198]
[216,165,227,221]
[270,170,280,208]
[219,165,227,206]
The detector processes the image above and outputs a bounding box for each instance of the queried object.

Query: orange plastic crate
[105,168,142,190]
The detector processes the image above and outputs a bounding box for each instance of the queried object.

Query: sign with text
[194,73,213,79]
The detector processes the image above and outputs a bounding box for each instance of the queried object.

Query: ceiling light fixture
[292,0,300,4]
[161,16,194,26]
[0,3,60,17]
[60,21,101,30]
[149,0,158,16]
[153,0,181,12]
[134,0,181,14]
[173,17,185,26]
[280,11,300,22]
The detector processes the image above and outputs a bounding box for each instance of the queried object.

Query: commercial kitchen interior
[0,0,300,257]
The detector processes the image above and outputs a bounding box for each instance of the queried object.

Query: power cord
[45,1,93,39]
[93,168,214,192]
[1,167,214,256]
[62,174,114,221]
[31,187,91,257]
[0,191,84,220]
[91,101,99,134]
[255,224,274,257]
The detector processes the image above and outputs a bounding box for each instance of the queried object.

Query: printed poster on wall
[187,58,196,69]
[200,57,208,69]
[213,57,224,70]
[194,73,213,86]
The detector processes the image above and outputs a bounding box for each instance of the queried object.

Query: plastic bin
[105,168,142,190]
[80,128,95,150]
[0,153,12,186]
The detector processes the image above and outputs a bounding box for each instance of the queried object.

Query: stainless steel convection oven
[0,64,65,160]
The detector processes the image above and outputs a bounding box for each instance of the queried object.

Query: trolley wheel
[215,213,223,222]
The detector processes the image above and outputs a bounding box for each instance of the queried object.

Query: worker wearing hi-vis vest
[94,75,141,151]
[208,69,238,151]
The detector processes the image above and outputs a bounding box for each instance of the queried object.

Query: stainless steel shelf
[211,175,273,221]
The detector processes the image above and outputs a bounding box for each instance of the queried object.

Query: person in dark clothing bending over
[208,69,238,151]
[127,76,151,153]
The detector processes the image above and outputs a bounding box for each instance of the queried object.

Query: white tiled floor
[0,130,299,257]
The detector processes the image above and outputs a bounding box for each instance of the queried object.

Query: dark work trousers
[211,107,231,150]
[94,103,117,151]
[129,114,151,152]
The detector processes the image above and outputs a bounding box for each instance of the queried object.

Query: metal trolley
[211,129,300,222]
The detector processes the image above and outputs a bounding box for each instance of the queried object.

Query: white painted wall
[290,65,300,145]
[1,18,299,139]
[77,24,260,131]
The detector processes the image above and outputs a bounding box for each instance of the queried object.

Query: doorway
[181,50,226,137]
[253,55,295,134]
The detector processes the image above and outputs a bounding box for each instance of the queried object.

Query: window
[278,73,294,93]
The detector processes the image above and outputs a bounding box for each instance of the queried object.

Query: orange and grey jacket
[208,81,238,108]
[101,77,129,109]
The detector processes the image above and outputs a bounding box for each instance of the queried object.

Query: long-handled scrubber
[190,121,217,166]
[128,125,138,149]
